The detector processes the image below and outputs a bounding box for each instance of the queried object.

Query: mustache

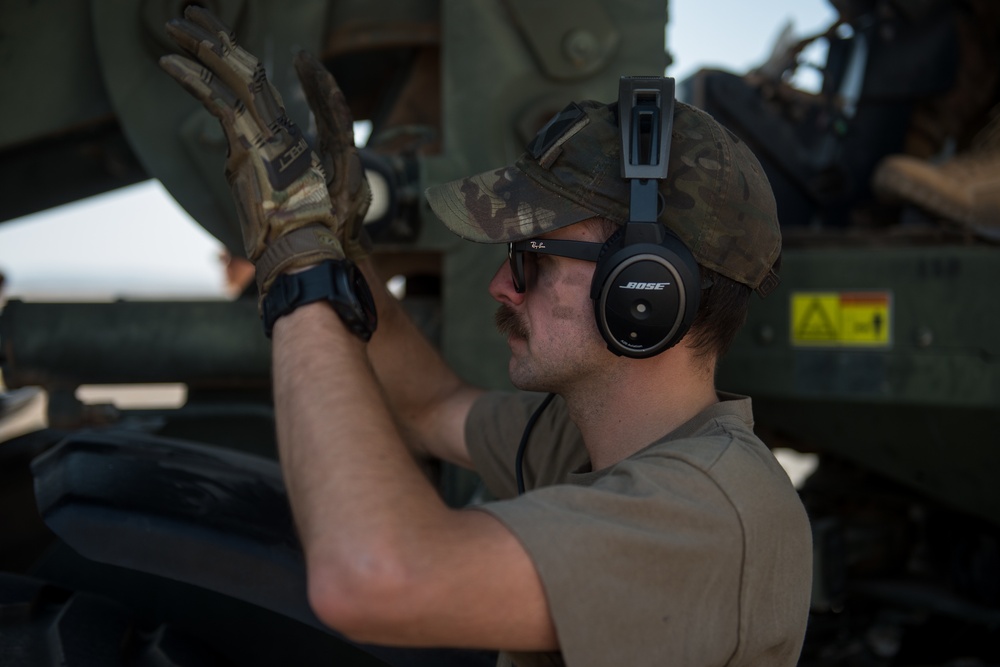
[495,305,528,340]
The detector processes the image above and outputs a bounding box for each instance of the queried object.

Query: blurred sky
[0,0,837,301]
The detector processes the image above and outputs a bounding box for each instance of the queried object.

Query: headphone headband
[591,77,700,358]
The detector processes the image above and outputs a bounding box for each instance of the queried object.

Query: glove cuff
[254,224,346,299]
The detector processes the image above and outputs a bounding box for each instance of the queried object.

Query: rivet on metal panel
[503,0,620,80]
[915,327,934,348]
[563,29,600,68]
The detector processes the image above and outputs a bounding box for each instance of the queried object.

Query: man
[162,7,811,666]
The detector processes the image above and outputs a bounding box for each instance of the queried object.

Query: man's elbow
[305,549,420,644]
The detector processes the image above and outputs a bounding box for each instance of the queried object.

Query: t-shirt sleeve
[465,391,589,499]
[474,454,744,667]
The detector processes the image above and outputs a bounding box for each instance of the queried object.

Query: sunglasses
[508,238,604,293]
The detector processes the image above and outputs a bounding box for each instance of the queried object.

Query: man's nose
[488,259,525,306]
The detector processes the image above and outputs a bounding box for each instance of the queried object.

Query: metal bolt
[563,29,599,68]
[915,327,933,348]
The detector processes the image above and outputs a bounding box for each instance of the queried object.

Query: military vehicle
[1,0,997,664]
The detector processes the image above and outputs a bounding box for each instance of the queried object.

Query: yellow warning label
[791,292,891,347]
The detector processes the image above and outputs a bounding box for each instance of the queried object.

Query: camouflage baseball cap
[425,99,781,295]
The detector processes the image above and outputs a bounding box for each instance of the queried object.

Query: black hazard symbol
[796,298,838,341]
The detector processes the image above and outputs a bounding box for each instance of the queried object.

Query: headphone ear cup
[591,232,700,358]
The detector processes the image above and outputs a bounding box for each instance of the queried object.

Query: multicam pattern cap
[425,99,781,294]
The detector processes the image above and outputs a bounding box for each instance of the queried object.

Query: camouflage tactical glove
[159,7,346,299]
[294,51,373,262]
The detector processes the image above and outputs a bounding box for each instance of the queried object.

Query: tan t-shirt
[466,391,812,667]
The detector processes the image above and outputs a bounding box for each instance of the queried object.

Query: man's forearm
[270,301,557,650]
[271,302,456,640]
[355,257,481,465]
[272,302,449,560]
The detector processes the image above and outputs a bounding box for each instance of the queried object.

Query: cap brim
[425,163,599,244]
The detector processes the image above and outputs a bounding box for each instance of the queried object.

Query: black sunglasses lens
[508,243,523,292]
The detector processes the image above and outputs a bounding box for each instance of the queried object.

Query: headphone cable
[515,392,556,495]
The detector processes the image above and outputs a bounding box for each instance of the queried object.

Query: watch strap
[261,260,376,340]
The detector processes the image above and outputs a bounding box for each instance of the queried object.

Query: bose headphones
[590,77,701,359]
[516,78,703,493]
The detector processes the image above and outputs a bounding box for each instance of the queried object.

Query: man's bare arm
[159,9,544,648]
[358,256,483,468]
[272,303,556,650]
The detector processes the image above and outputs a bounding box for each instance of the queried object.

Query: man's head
[426,95,780,363]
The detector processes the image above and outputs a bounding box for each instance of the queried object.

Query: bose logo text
[620,281,671,290]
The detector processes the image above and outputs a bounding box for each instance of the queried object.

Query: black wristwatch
[261,259,377,341]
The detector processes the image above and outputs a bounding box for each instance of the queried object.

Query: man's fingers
[294,50,338,116]
[159,54,238,121]
[166,9,290,143]
[177,5,258,78]
[163,17,220,61]
[165,18,254,92]
[182,5,236,43]
[294,51,356,154]
[292,50,372,254]
[294,50,368,202]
